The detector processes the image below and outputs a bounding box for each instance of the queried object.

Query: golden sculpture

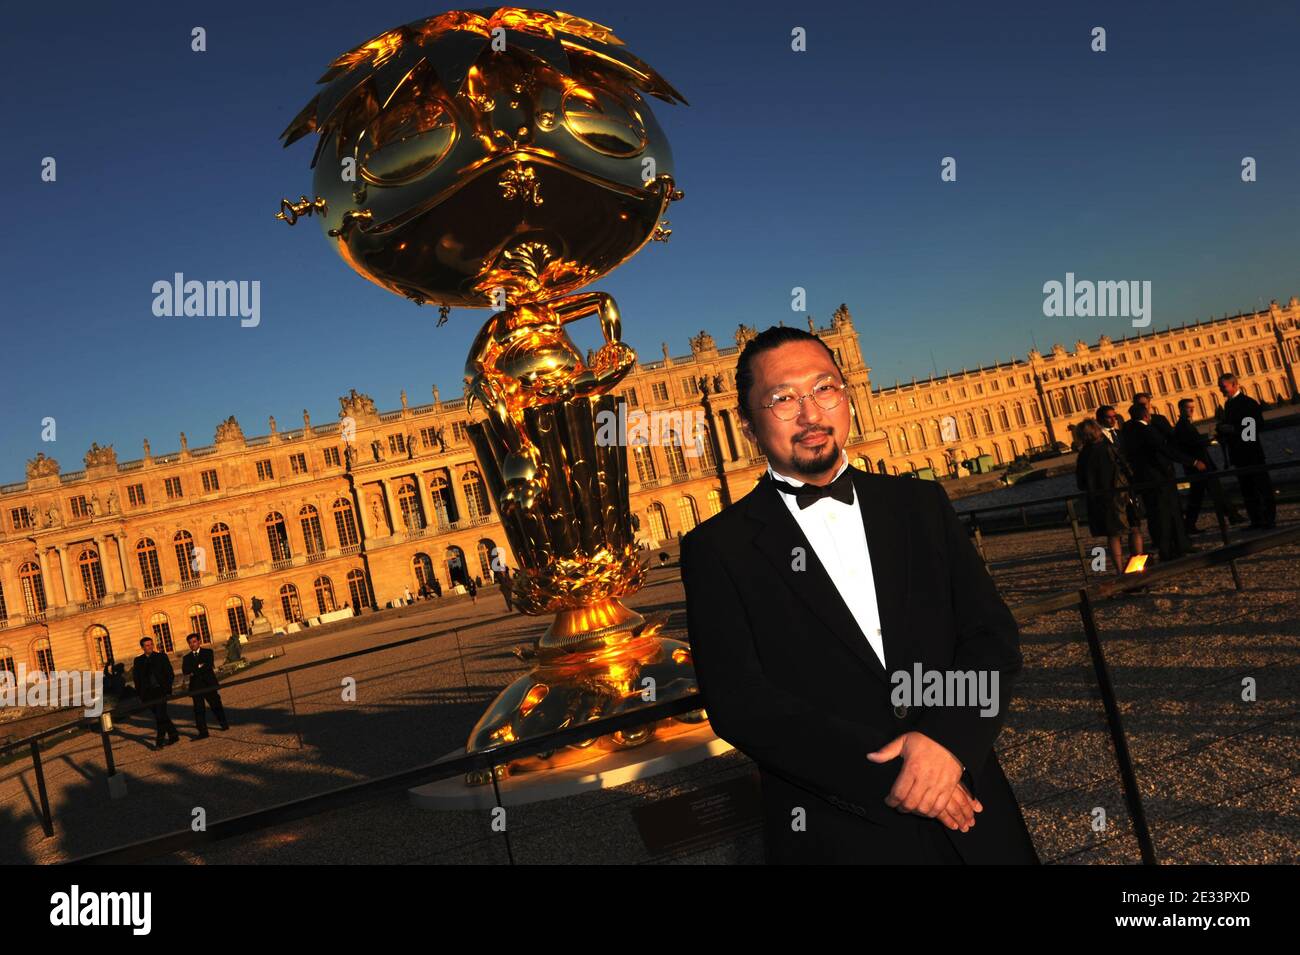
[278,7,701,780]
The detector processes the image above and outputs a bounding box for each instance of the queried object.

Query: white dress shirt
[766,449,887,667]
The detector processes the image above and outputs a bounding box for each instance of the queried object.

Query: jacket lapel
[746,470,906,687]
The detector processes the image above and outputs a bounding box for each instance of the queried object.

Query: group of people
[406,567,515,611]
[1075,372,1277,572]
[130,633,228,748]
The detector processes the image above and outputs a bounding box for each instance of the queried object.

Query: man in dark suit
[182,632,228,738]
[1173,398,1242,532]
[133,636,180,748]
[1215,373,1276,529]
[1133,392,1175,442]
[680,326,1037,864]
[1121,402,1205,561]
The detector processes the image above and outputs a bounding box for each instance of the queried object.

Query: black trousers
[1182,464,1238,529]
[148,700,179,742]
[1237,467,1277,527]
[1143,486,1190,560]
[191,690,227,733]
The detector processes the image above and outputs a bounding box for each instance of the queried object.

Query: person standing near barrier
[1076,419,1143,574]
[1174,398,1243,533]
[1121,402,1205,561]
[183,632,228,738]
[497,566,514,612]
[133,636,180,748]
[1216,373,1276,530]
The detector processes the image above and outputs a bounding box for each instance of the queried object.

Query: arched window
[266,512,292,562]
[225,596,249,637]
[187,604,212,644]
[462,471,491,520]
[412,554,436,593]
[174,530,198,582]
[981,409,994,435]
[998,407,1010,431]
[445,545,469,587]
[664,431,688,477]
[136,539,163,591]
[332,498,359,547]
[476,540,497,580]
[0,646,14,678]
[210,523,237,575]
[430,474,457,527]
[632,444,657,483]
[279,583,303,623]
[692,422,719,470]
[677,496,699,534]
[32,638,55,675]
[1031,402,1042,423]
[78,547,106,601]
[1015,403,1027,427]
[963,411,977,437]
[150,612,175,652]
[647,502,670,541]
[313,576,336,615]
[707,489,723,516]
[300,505,326,555]
[19,561,47,616]
[346,569,371,609]
[396,481,425,531]
[87,625,114,667]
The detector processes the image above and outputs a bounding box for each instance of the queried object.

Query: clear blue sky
[4,0,1298,479]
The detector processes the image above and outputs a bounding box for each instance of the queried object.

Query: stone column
[448,469,471,524]
[96,536,120,594]
[55,545,74,606]
[115,534,134,591]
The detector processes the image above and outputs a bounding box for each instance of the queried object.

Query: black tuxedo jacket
[680,466,1037,864]
[133,651,175,702]
[182,647,220,691]
[1121,419,1196,484]
[1217,392,1267,466]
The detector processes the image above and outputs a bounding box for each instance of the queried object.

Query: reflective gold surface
[278,8,698,782]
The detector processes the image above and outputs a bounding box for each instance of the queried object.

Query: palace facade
[2,298,1297,675]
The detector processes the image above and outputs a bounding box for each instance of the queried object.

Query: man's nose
[797,395,825,426]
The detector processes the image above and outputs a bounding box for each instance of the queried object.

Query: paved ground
[1,505,1296,864]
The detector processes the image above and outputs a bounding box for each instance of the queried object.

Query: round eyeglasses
[761,376,847,421]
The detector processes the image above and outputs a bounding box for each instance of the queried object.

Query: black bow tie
[770,468,855,509]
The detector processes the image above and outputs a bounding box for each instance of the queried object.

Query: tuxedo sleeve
[913,482,1023,795]
[681,530,900,822]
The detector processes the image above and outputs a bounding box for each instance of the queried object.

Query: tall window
[226,596,249,637]
[0,580,6,624]
[20,561,47,616]
[188,604,212,644]
[78,548,106,601]
[11,507,33,531]
[677,496,699,534]
[164,476,183,499]
[137,538,163,590]
[127,483,146,507]
[664,431,687,477]
[412,553,435,593]
[300,505,326,554]
[175,530,199,582]
[332,498,359,547]
[633,442,657,482]
[313,576,336,615]
[0,646,14,678]
[33,638,55,675]
[707,489,723,516]
[88,625,114,667]
[266,512,292,562]
[150,612,175,652]
[289,452,308,474]
[462,471,490,519]
[430,475,457,526]
[323,447,341,468]
[279,584,303,623]
[201,469,220,493]
[693,423,719,469]
[388,434,406,455]
[397,481,425,530]
[476,540,497,580]
[211,523,237,574]
[256,459,274,481]
[70,495,91,519]
[346,570,370,609]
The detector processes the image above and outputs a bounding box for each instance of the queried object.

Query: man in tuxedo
[1133,392,1175,442]
[1121,402,1205,561]
[1215,373,1276,529]
[680,326,1038,864]
[1173,398,1242,532]
[1095,405,1123,447]
[182,633,228,738]
[132,637,180,748]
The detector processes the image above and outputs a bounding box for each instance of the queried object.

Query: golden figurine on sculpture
[276,7,701,781]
